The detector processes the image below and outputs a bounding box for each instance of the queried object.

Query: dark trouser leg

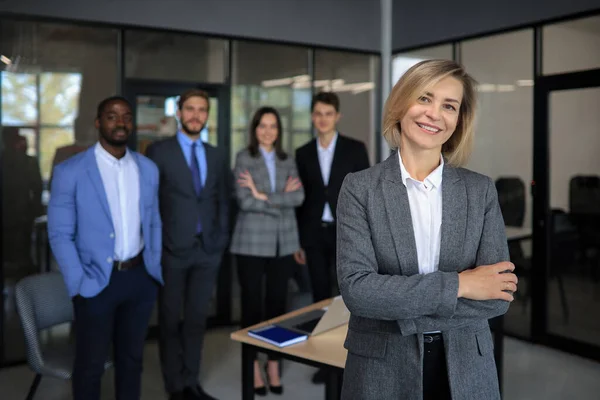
[159,265,188,394]
[423,337,452,400]
[306,225,337,303]
[236,255,267,329]
[264,255,292,360]
[113,266,158,400]
[306,246,331,303]
[181,258,220,389]
[72,285,116,400]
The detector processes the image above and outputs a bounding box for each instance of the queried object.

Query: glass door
[124,80,233,335]
[533,67,600,360]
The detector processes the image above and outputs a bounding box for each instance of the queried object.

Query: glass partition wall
[393,12,600,362]
[0,17,381,366]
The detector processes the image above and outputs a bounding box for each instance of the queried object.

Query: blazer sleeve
[145,142,159,167]
[396,177,511,335]
[268,159,305,208]
[47,164,84,297]
[355,142,370,172]
[217,152,231,249]
[295,149,306,221]
[233,151,280,217]
[148,161,163,273]
[337,173,461,322]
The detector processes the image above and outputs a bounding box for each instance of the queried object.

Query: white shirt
[317,132,338,222]
[95,143,143,261]
[398,152,444,275]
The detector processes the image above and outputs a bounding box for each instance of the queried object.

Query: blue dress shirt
[177,131,207,187]
[259,146,276,193]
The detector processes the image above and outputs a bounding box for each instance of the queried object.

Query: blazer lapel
[438,166,467,272]
[85,148,112,223]
[328,134,345,187]
[168,137,196,197]
[308,140,326,188]
[200,145,217,199]
[381,153,419,277]
[132,152,149,224]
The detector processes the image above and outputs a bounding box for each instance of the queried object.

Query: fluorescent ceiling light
[262,75,373,94]
[477,84,496,92]
[516,79,534,87]
[497,84,516,92]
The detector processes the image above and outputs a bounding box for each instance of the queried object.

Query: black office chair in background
[495,177,530,302]
[569,175,600,282]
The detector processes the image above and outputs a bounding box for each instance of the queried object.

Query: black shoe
[254,385,267,396]
[269,385,284,395]
[264,364,284,395]
[184,385,218,400]
[312,368,328,384]
[169,391,185,400]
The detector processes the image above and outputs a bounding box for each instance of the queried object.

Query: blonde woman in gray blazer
[337,60,518,400]
[230,107,304,396]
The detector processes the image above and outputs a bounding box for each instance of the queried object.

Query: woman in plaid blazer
[230,106,304,396]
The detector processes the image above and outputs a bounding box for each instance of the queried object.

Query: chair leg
[556,275,570,324]
[25,374,41,400]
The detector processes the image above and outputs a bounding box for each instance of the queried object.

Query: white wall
[550,88,600,211]
[543,16,600,74]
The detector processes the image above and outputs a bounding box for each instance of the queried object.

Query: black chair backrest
[495,177,526,227]
[569,175,600,215]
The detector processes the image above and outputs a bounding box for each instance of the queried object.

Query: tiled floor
[1,328,600,400]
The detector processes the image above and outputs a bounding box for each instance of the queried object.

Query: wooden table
[232,227,527,399]
[230,299,346,400]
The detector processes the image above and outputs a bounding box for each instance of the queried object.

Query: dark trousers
[305,224,337,303]
[158,243,221,394]
[72,264,158,400]
[423,337,452,400]
[236,254,292,360]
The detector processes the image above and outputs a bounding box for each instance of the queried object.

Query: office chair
[495,177,531,303]
[15,272,112,400]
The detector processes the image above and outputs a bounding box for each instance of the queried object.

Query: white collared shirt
[317,132,338,222]
[398,152,444,275]
[95,143,143,261]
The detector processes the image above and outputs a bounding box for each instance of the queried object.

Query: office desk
[230,299,346,400]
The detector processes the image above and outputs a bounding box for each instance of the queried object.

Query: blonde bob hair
[383,59,477,167]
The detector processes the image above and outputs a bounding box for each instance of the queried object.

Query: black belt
[321,221,335,228]
[113,251,143,271]
[424,333,443,344]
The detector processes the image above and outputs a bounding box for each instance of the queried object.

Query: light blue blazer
[48,146,163,298]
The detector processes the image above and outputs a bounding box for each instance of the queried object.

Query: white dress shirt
[95,143,143,262]
[317,132,338,222]
[398,152,444,276]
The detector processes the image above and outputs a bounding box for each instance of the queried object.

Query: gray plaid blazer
[230,149,304,257]
[337,152,510,400]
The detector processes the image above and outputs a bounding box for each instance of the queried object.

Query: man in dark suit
[146,89,230,400]
[295,92,370,383]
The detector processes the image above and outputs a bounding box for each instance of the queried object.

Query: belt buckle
[424,335,434,344]
[116,260,124,271]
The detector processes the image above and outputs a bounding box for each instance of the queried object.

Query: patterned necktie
[190,142,203,233]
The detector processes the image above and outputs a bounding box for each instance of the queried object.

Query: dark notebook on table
[248,325,308,348]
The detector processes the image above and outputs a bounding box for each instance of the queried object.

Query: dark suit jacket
[146,136,230,260]
[295,134,369,247]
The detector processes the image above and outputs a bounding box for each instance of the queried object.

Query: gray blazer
[337,152,510,400]
[230,149,304,258]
